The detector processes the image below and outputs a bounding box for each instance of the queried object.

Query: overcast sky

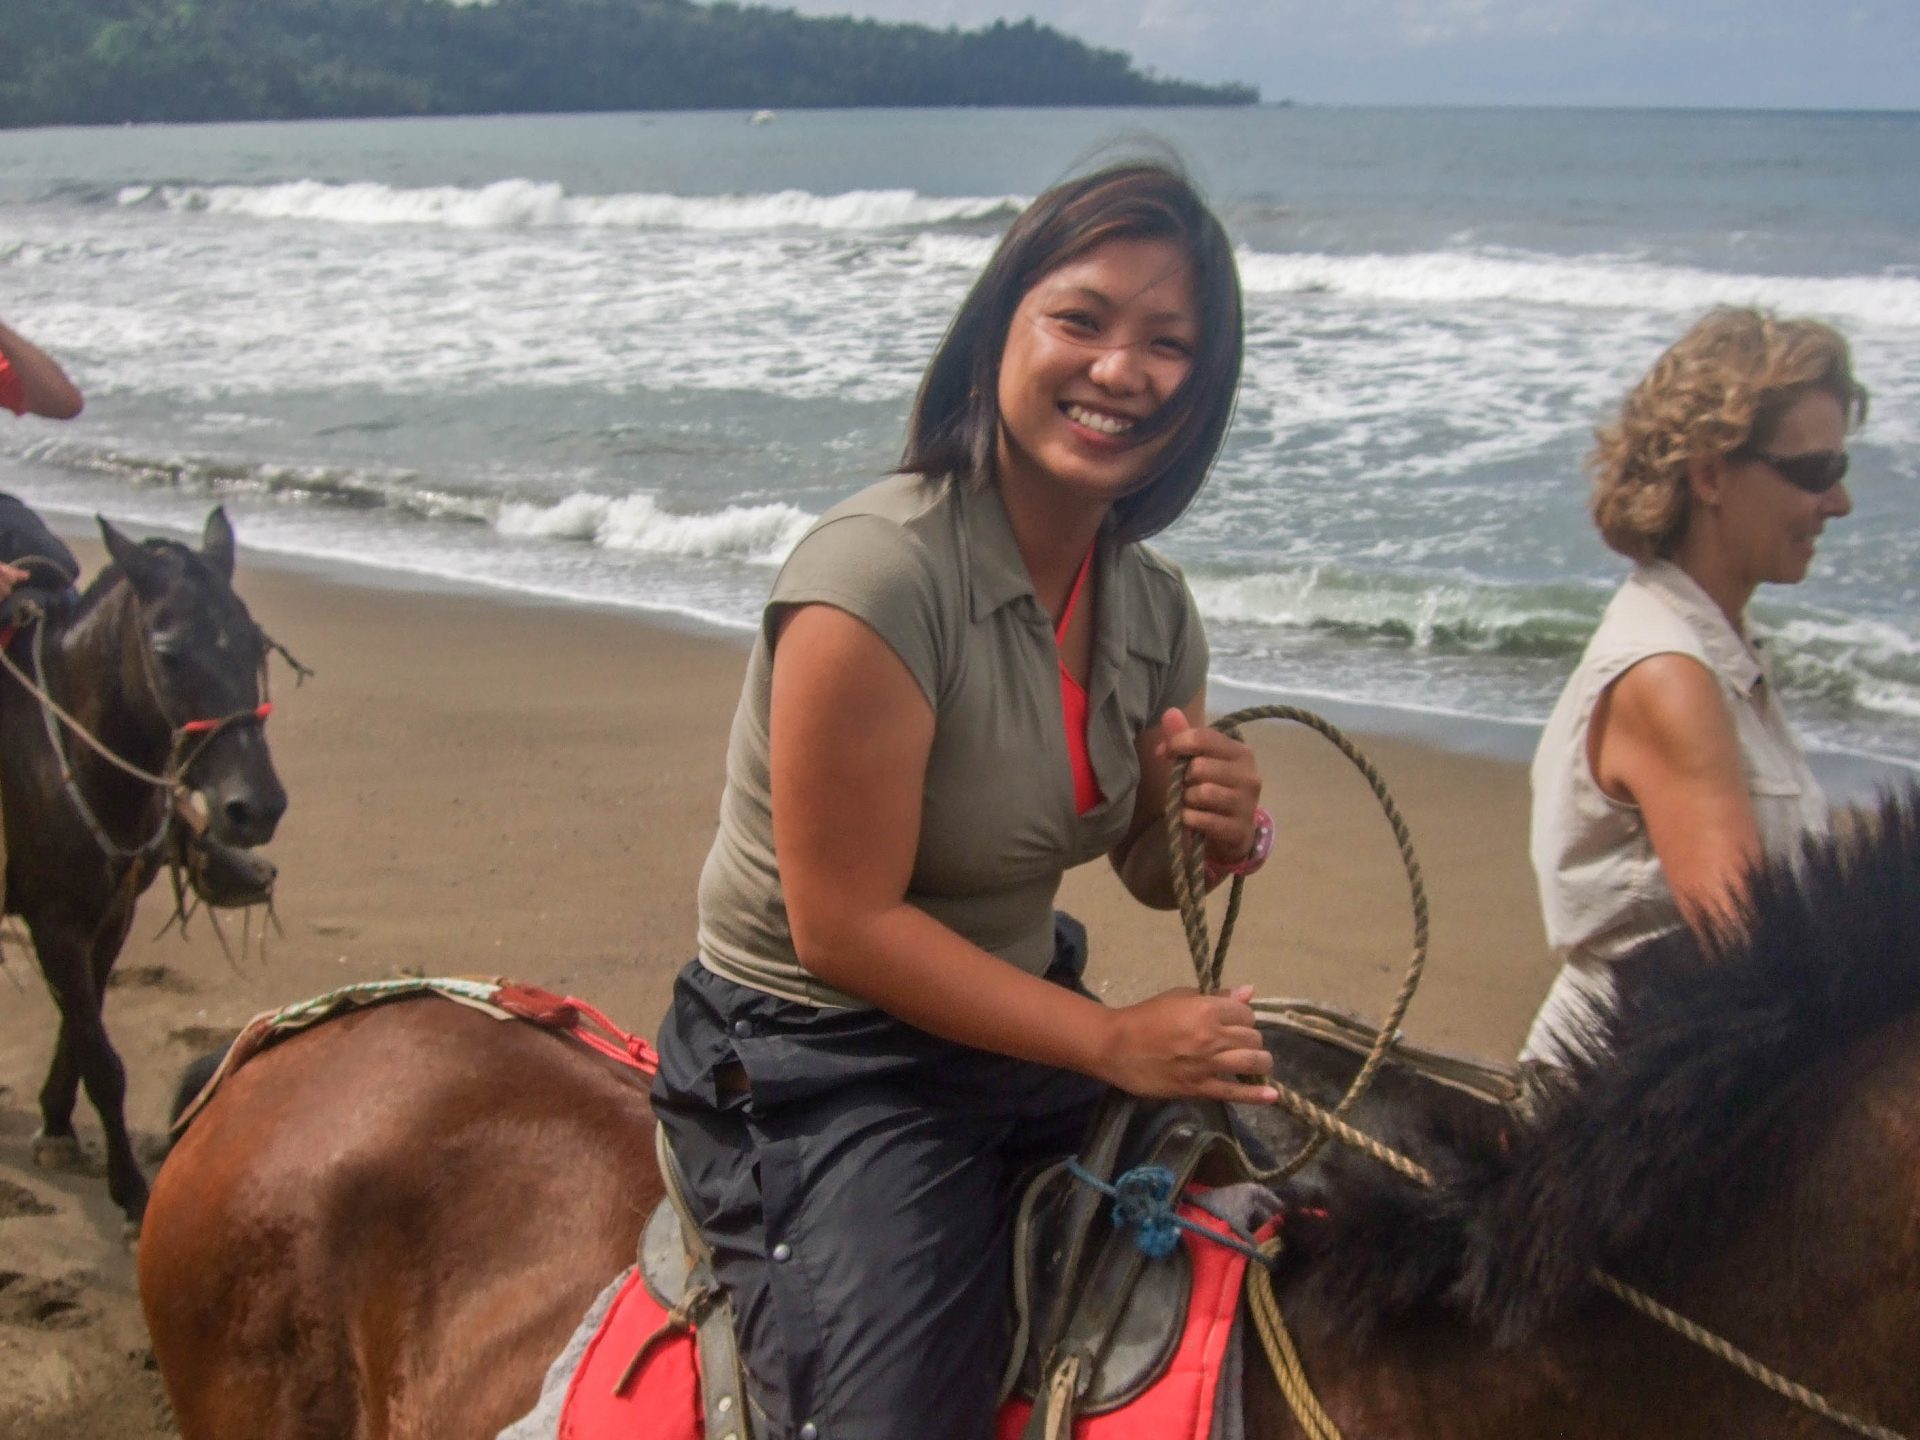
[762,0,1919,110]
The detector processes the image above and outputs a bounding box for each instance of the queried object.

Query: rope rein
[1170,704,1430,1183]
[1174,705,1906,1440]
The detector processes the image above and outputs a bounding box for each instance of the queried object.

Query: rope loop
[1169,703,1430,1181]
[1174,707,1906,1439]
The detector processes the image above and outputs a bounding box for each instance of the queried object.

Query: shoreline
[35,507,1563,1051]
[47,504,1915,803]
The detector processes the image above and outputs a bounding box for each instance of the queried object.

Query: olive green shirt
[696,473,1209,1008]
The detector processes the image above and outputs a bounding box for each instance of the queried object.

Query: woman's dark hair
[899,159,1244,543]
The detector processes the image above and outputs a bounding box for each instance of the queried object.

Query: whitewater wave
[1188,567,1599,659]
[115,179,1026,233]
[28,437,504,525]
[1235,248,1920,331]
[1189,564,1920,736]
[496,491,813,563]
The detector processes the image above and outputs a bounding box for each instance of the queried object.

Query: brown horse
[0,508,286,1227]
[139,792,1920,1439]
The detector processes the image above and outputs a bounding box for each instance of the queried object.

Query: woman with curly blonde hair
[1522,306,1868,1065]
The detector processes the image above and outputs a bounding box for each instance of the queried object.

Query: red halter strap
[180,701,273,736]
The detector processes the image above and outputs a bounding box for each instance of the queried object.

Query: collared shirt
[1522,560,1828,1062]
[696,473,1208,1009]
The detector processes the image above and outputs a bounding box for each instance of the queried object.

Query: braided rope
[1185,706,1904,1438]
[22,620,174,861]
[1248,1014,1906,1438]
[1,624,174,788]
[1246,1237,1344,1440]
[1592,1274,1907,1440]
[1168,704,1429,1180]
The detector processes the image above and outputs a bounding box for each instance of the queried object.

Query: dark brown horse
[139,793,1920,1439]
[0,508,285,1227]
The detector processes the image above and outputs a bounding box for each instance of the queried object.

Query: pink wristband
[1205,805,1273,884]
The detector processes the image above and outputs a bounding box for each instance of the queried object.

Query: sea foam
[496,491,814,563]
[119,180,1024,233]
[1235,249,1920,332]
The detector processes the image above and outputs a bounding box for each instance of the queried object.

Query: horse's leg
[29,910,90,1152]
[30,1025,84,1168]
[29,907,147,1224]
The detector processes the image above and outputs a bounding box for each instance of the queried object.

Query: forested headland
[1,0,1258,127]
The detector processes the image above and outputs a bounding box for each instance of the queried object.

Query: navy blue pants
[652,915,1106,1440]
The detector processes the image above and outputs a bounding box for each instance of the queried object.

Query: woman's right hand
[1095,984,1278,1105]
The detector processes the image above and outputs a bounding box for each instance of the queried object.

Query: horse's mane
[1281,786,1920,1346]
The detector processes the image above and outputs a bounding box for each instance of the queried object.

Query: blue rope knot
[1063,1158,1274,1265]
[1107,1163,1183,1258]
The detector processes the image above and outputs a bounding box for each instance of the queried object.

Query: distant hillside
[0,0,1257,127]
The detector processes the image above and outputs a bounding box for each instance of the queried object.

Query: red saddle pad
[561,1202,1269,1440]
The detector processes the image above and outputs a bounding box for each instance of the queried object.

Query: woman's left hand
[1156,706,1262,870]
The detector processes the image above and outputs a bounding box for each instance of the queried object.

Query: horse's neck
[1265,1019,1920,1439]
[49,585,169,776]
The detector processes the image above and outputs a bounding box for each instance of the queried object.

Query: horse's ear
[202,507,236,583]
[98,517,166,597]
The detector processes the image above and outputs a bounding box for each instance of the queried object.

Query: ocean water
[2,106,1917,777]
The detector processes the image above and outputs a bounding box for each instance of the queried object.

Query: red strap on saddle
[492,982,660,1076]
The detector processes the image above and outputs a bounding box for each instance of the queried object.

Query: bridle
[0,591,298,865]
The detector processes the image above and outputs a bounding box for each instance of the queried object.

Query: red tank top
[1056,544,1102,816]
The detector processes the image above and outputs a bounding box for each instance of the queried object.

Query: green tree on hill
[0,0,1257,127]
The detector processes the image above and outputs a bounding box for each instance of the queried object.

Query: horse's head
[99,509,287,848]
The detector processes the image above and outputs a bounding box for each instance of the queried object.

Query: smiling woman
[1523,306,1871,1067]
[648,159,1269,1440]
[994,236,1199,517]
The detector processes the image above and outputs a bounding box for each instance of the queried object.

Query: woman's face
[994,236,1198,515]
[1715,388,1853,588]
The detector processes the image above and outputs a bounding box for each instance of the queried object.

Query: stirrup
[642,1125,755,1440]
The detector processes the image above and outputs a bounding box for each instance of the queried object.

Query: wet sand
[0,529,1552,1439]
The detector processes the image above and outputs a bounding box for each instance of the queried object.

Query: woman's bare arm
[1590,653,1763,935]
[770,604,1275,1103]
[0,321,84,419]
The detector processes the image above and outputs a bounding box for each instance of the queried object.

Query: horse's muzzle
[199,772,287,849]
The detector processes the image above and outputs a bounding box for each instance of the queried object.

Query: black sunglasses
[1732,446,1850,496]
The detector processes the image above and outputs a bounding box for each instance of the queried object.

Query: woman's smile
[995,234,1198,513]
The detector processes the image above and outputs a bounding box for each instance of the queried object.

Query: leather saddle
[637,1006,1524,1440]
[639,1092,1275,1440]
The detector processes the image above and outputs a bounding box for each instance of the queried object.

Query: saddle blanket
[500,1200,1263,1440]
[174,977,658,1131]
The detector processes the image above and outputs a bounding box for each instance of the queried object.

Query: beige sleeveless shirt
[1521,561,1828,1064]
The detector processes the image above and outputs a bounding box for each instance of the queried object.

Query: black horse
[0,508,285,1227]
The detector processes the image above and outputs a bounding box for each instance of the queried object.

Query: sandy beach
[0,525,1553,1439]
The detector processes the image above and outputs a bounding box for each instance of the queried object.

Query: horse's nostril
[224,793,285,842]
